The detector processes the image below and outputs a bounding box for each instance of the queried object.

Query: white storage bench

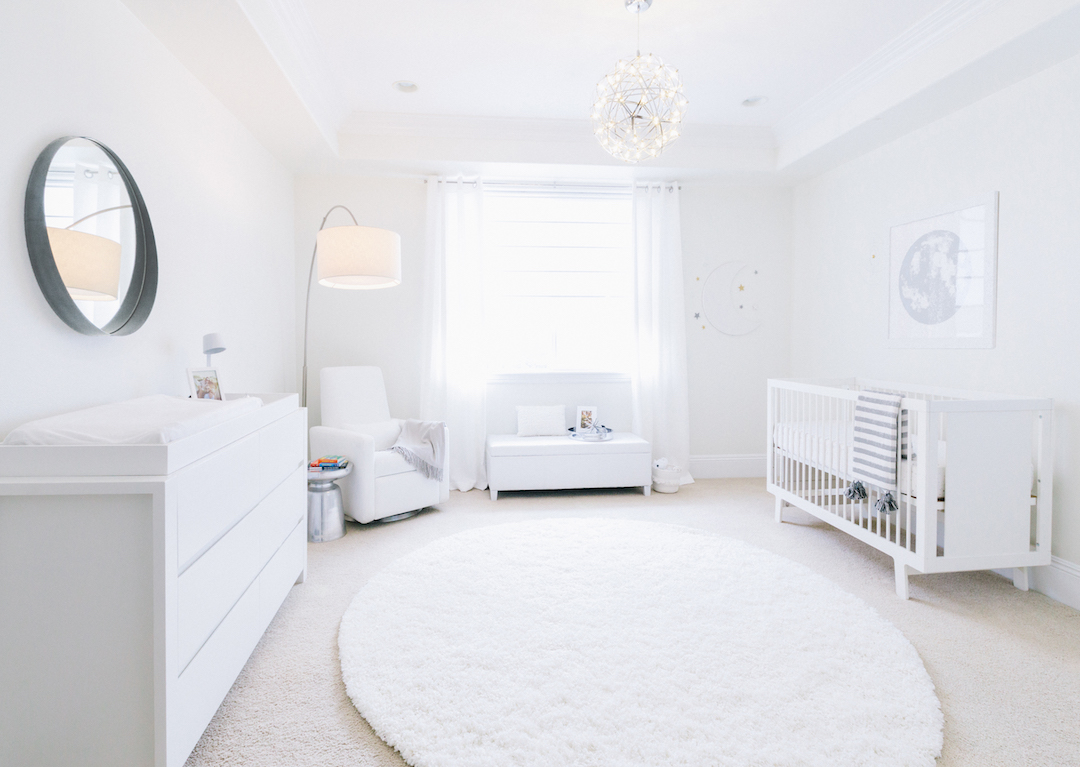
[486,433,652,500]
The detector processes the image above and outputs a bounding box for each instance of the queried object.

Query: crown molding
[234,0,344,152]
[341,112,592,144]
[118,0,335,171]
[775,0,1008,145]
[340,112,775,148]
[775,0,1080,176]
[335,113,778,177]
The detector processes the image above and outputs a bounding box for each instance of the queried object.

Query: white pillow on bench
[516,405,566,437]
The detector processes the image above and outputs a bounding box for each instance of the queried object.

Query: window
[478,187,634,374]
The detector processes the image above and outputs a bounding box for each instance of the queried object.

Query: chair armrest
[310,426,375,521]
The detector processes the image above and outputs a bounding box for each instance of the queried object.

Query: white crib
[767,378,1053,599]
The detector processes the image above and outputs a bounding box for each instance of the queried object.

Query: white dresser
[0,393,307,767]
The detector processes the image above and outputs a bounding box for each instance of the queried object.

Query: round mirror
[24,137,157,335]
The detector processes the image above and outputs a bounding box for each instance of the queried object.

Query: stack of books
[310,455,349,471]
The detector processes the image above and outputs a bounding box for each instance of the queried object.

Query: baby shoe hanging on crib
[845,480,867,501]
[875,492,898,516]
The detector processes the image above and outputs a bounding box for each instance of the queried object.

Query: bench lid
[486,433,650,457]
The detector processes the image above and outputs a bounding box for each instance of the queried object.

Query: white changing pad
[3,395,263,446]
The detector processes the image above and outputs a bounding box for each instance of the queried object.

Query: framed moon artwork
[888,193,999,348]
[699,261,762,336]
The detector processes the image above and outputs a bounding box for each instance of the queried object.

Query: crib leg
[894,560,912,600]
[1012,566,1030,592]
[775,496,784,523]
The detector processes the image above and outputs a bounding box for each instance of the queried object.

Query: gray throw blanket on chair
[391,420,445,482]
[847,391,902,514]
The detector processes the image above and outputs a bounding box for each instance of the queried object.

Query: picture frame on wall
[888,192,999,348]
[188,368,224,401]
[576,405,598,430]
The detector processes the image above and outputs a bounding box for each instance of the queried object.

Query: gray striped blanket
[851,391,902,491]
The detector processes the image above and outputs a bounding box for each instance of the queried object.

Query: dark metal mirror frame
[24,136,157,336]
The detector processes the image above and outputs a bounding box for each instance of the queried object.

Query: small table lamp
[302,206,401,407]
[203,333,226,366]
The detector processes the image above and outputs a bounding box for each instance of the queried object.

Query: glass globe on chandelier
[592,0,688,163]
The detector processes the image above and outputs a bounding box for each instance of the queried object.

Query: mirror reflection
[42,139,137,328]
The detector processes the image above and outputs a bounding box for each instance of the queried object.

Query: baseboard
[689,454,766,479]
[992,557,1080,611]
[1030,556,1080,611]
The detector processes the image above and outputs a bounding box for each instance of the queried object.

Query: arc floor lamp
[302,205,401,407]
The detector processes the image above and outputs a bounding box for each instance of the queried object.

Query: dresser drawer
[176,410,305,570]
[176,466,305,669]
[170,516,305,766]
[259,409,306,494]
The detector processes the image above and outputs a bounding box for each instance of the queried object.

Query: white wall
[790,52,1080,564]
[0,0,295,435]
[681,184,793,474]
[297,175,793,476]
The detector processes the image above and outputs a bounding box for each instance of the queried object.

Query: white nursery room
[3,0,1080,765]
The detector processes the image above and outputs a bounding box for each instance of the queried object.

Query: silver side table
[307,464,351,543]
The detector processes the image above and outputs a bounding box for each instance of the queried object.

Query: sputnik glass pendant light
[592,0,688,163]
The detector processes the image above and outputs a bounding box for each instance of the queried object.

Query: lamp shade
[46,226,122,301]
[316,225,401,289]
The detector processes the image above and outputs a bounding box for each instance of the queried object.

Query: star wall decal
[694,312,700,319]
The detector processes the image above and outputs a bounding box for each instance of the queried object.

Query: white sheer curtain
[420,178,488,491]
[632,182,693,484]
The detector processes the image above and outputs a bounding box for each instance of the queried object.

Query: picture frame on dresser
[188,367,223,400]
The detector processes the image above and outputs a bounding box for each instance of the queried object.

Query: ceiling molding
[336,113,777,177]
[341,112,775,147]
[775,0,1008,144]
[341,113,592,144]
[777,0,1080,178]
[234,0,344,152]
[118,0,334,171]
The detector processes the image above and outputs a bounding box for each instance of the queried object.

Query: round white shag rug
[339,519,943,767]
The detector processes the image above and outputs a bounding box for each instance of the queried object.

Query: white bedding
[3,395,263,446]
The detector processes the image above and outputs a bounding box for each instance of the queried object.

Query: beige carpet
[186,479,1080,767]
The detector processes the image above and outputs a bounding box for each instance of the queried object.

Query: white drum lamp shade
[316,225,401,289]
[46,226,122,301]
[203,332,226,367]
[202,333,226,356]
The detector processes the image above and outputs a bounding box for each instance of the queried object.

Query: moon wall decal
[702,261,762,336]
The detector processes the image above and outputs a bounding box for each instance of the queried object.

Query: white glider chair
[309,366,449,523]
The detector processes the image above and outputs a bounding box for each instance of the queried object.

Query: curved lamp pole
[302,205,401,408]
